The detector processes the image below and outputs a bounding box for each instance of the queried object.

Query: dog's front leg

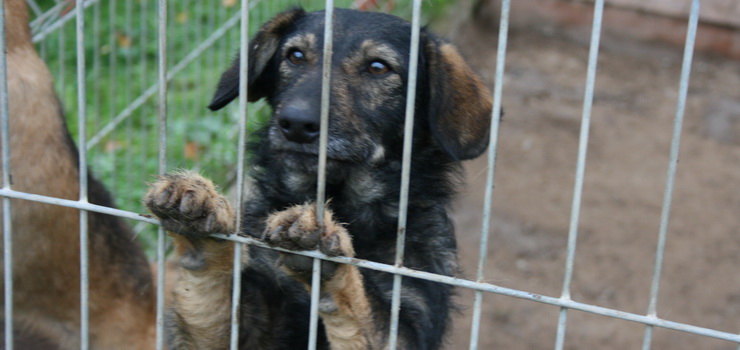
[265,204,378,349]
[144,171,244,350]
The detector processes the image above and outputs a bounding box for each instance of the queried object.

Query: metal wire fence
[1,0,739,349]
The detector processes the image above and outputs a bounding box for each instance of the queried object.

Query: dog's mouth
[267,127,374,164]
[274,148,357,165]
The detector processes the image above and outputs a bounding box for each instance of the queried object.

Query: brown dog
[146,8,492,349]
[1,1,156,348]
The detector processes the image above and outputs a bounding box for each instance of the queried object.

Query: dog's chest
[282,166,388,206]
[274,166,400,244]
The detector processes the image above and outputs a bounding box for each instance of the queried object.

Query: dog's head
[209,8,492,170]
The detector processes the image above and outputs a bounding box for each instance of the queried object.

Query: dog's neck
[250,138,459,209]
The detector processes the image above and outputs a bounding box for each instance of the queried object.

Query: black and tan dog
[145,8,492,349]
[2,0,156,348]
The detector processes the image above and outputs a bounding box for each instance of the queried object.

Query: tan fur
[282,33,318,65]
[264,204,376,349]
[145,171,243,350]
[319,263,376,349]
[359,39,403,68]
[438,43,493,148]
[1,1,156,348]
[247,9,308,101]
[337,40,403,120]
[147,171,379,349]
[169,239,244,350]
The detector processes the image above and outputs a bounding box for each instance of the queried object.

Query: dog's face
[209,8,492,174]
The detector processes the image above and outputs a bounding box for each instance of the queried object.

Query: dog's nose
[277,104,320,144]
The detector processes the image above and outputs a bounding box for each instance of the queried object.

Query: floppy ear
[424,35,493,160]
[208,8,306,111]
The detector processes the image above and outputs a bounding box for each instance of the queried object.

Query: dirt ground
[440,8,740,350]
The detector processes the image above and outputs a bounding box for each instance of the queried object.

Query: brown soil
[442,10,740,350]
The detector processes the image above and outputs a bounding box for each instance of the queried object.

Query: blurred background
[28,0,739,348]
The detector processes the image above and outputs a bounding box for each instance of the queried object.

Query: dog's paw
[144,171,236,238]
[263,204,354,280]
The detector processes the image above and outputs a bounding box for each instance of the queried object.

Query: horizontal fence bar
[1,187,737,345]
[0,188,159,224]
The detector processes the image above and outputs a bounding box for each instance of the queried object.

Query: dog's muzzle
[276,100,320,144]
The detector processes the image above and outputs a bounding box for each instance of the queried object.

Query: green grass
[32,0,456,255]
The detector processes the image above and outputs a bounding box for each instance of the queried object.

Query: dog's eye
[367,61,390,75]
[287,49,306,65]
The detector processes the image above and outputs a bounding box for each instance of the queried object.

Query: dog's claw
[289,222,319,249]
[262,225,285,242]
[320,233,341,257]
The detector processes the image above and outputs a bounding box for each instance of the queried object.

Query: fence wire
[554,0,605,348]
[73,1,90,348]
[1,0,739,349]
[642,1,702,348]
[0,0,13,348]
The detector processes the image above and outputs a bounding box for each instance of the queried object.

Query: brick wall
[475,0,740,59]
[584,0,740,28]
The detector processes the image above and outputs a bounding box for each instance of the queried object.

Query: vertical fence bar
[75,0,91,349]
[0,0,13,348]
[553,1,604,349]
[124,0,134,193]
[468,0,510,349]
[91,1,101,134]
[193,0,205,152]
[107,0,117,193]
[229,0,251,348]
[140,0,150,193]
[388,1,422,349]
[155,0,169,349]
[315,1,334,239]
[311,2,334,348]
[641,0,700,348]
[57,20,64,105]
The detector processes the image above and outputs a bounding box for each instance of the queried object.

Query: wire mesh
[0,0,737,349]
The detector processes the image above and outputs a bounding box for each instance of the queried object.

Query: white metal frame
[1,0,738,349]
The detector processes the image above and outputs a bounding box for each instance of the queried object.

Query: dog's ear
[208,8,306,111]
[423,35,493,160]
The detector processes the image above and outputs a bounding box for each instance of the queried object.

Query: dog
[145,8,492,349]
[1,0,156,348]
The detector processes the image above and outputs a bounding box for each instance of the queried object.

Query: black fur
[208,8,491,349]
